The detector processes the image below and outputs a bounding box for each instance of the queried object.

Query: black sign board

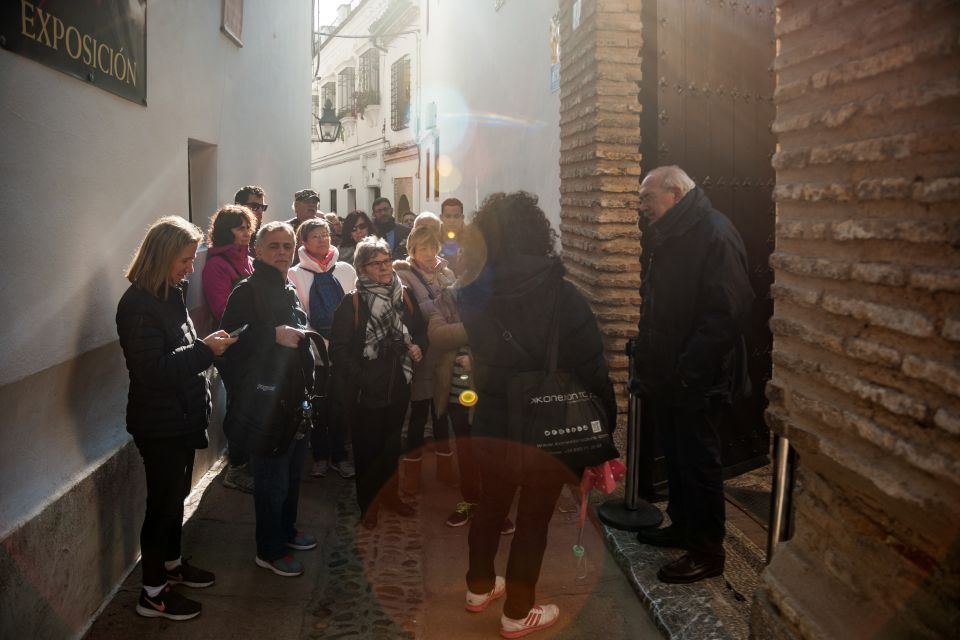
[1,0,147,105]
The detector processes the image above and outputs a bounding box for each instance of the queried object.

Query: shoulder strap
[402,288,415,316]
[353,292,360,330]
[210,252,241,280]
[492,294,561,372]
[409,267,436,300]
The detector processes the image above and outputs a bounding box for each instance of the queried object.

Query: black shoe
[657,553,725,584]
[164,558,215,588]
[135,585,201,620]
[636,524,689,549]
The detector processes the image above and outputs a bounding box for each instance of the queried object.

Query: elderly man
[630,165,754,584]
[287,189,321,235]
[221,221,319,578]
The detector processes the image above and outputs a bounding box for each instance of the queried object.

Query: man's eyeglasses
[365,258,392,269]
[243,202,269,212]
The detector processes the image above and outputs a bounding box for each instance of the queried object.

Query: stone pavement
[84,450,664,639]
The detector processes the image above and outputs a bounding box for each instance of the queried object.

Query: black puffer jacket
[219,261,317,453]
[633,186,754,406]
[456,255,617,446]
[116,282,213,441]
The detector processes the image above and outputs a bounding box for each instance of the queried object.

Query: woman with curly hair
[337,209,375,265]
[455,192,617,638]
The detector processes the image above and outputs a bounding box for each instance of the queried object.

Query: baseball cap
[294,189,320,202]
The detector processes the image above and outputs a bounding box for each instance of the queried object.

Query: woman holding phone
[116,216,237,621]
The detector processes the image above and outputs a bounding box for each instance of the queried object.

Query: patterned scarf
[357,272,413,383]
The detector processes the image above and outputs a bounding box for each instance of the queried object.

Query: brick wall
[755,1,960,637]
[558,0,644,425]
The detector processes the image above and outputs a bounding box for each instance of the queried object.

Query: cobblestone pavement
[85,449,664,639]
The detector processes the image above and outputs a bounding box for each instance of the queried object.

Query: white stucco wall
[419,0,561,225]
[0,0,312,531]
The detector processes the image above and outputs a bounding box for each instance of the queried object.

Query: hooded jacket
[633,186,754,405]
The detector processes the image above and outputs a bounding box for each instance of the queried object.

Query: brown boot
[436,450,458,487]
[401,456,422,495]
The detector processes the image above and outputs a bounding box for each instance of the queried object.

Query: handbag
[498,304,619,473]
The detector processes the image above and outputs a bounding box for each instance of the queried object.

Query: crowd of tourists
[116,166,753,637]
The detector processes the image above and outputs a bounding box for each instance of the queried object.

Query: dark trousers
[353,399,407,513]
[405,398,450,454]
[250,436,307,561]
[467,466,564,619]
[653,399,725,558]
[310,394,348,464]
[447,404,481,503]
[135,438,195,587]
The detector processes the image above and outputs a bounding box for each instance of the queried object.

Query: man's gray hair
[256,220,295,245]
[649,165,696,197]
[354,235,391,268]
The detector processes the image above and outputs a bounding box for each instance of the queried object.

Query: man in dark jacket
[220,222,319,579]
[371,196,411,259]
[631,165,754,584]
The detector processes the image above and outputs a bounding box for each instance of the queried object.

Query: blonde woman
[116,216,236,620]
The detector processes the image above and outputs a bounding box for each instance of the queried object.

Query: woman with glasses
[338,209,375,265]
[202,205,257,324]
[288,218,357,480]
[329,237,427,529]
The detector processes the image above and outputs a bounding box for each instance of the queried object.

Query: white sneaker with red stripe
[500,604,559,638]
[465,575,505,612]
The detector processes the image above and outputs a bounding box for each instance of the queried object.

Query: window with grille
[391,55,411,131]
[321,82,336,113]
[358,50,380,106]
[337,68,355,118]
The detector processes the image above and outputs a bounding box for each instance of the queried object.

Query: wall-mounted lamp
[317,99,342,142]
[343,183,353,189]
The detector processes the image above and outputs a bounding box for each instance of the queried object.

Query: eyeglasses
[373,206,392,214]
[364,258,392,269]
[308,233,331,240]
[355,223,369,231]
[243,202,269,212]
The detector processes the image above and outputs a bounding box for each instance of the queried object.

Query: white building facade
[312,0,560,224]
[0,2,313,636]
[312,0,421,217]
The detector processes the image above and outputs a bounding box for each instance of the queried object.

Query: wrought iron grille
[391,55,410,131]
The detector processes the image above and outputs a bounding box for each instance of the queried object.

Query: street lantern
[317,99,342,142]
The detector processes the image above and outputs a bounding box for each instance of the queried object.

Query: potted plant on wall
[353,89,380,120]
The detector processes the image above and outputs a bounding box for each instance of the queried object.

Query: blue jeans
[250,436,307,561]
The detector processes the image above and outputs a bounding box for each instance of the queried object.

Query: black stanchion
[598,339,664,531]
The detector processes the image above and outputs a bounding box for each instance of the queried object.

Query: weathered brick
[771,282,823,308]
[909,268,960,292]
[831,219,960,244]
[774,182,853,202]
[809,134,914,165]
[913,177,960,203]
[843,337,902,368]
[770,315,845,353]
[778,220,830,240]
[942,318,960,342]
[851,262,907,286]
[771,252,851,280]
[902,355,960,397]
[821,294,935,337]
[862,76,960,117]
[822,371,928,420]
[933,407,960,436]
[855,178,913,200]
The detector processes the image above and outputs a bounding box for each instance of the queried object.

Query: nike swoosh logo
[145,596,166,612]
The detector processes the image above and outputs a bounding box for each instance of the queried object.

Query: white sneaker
[311,460,328,477]
[500,604,559,638]
[465,576,505,612]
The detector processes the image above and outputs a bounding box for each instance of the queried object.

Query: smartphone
[228,324,249,338]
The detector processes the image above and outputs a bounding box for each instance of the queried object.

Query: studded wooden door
[638,0,777,493]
